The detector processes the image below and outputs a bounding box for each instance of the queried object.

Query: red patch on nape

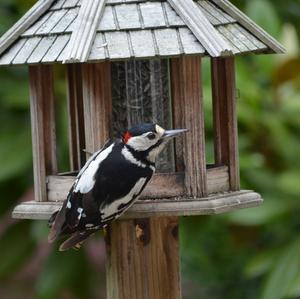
[122,131,132,143]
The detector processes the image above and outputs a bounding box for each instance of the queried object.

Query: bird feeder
[0,0,284,298]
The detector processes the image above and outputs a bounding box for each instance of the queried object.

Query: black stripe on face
[125,144,156,167]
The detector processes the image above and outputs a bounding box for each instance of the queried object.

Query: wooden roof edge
[0,0,56,57]
[212,0,286,54]
[167,0,233,57]
[63,0,107,63]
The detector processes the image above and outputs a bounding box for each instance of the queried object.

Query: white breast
[74,144,114,193]
[101,177,147,219]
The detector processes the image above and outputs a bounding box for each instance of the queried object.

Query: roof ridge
[211,0,285,54]
[0,0,56,56]
[63,0,107,63]
[167,0,233,57]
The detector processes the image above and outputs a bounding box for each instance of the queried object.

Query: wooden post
[106,217,181,299]
[211,57,240,190]
[29,65,57,202]
[81,62,112,153]
[66,64,86,170]
[171,56,207,197]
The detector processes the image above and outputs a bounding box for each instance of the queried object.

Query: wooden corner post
[66,64,86,170]
[211,57,240,190]
[81,62,181,299]
[171,56,207,197]
[29,65,57,202]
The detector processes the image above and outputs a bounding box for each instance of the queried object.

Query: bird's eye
[147,133,156,140]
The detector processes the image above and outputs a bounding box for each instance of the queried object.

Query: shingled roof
[0,0,285,66]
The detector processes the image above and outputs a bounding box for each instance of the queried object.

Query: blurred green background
[0,0,299,298]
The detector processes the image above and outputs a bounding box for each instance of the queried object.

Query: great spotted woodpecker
[48,123,187,251]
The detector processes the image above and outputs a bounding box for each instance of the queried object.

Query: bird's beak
[162,128,188,139]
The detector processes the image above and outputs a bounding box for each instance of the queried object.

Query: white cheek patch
[74,144,114,193]
[100,177,147,219]
[126,135,157,151]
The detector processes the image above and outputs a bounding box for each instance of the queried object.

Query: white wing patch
[74,144,114,193]
[101,177,147,219]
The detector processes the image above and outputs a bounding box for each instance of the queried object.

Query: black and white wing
[48,140,115,245]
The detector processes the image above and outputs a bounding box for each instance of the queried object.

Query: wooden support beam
[211,57,240,190]
[47,166,230,202]
[106,217,181,299]
[66,64,86,170]
[29,65,57,202]
[13,190,263,220]
[81,62,112,152]
[171,56,207,197]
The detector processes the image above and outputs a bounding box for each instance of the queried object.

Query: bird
[48,123,187,251]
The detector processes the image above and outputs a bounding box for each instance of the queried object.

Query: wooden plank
[0,0,56,56]
[22,11,54,37]
[171,56,207,197]
[196,1,222,26]
[139,2,166,28]
[105,31,131,59]
[47,166,229,202]
[236,25,268,50]
[27,36,56,64]
[217,25,249,53]
[51,0,66,10]
[198,0,235,25]
[66,64,86,170]
[12,190,263,220]
[98,6,117,31]
[0,39,26,66]
[211,57,240,190]
[50,7,79,34]
[13,37,41,65]
[62,0,80,8]
[129,30,156,58]
[35,9,68,35]
[63,0,107,63]
[42,34,70,63]
[81,62,112,152]
[163,2,185,26]
[115,4,141,30]
[211,0,285,54]
[29,65,57,202]
[106,217,181,299]
[167,0,232,57]
[178,28,205,55]
[154,29,181,56]
[89,33,107,61]
[226,23,258,52]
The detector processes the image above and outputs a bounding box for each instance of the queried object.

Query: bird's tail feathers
[59,230,95,251]
[48,201,68,243]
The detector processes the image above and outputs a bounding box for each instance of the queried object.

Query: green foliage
[0,0,299,299]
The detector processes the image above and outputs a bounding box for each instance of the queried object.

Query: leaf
[0,221,35,278]
[244,250,279,278]
[226,199,289,226]
[261,239,300,299]
[246,0,281,38]
[0,126,32,182]
[287,272,300,298]
[278,171,300,197]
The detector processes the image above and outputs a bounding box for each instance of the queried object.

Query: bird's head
[122,123,188,163]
